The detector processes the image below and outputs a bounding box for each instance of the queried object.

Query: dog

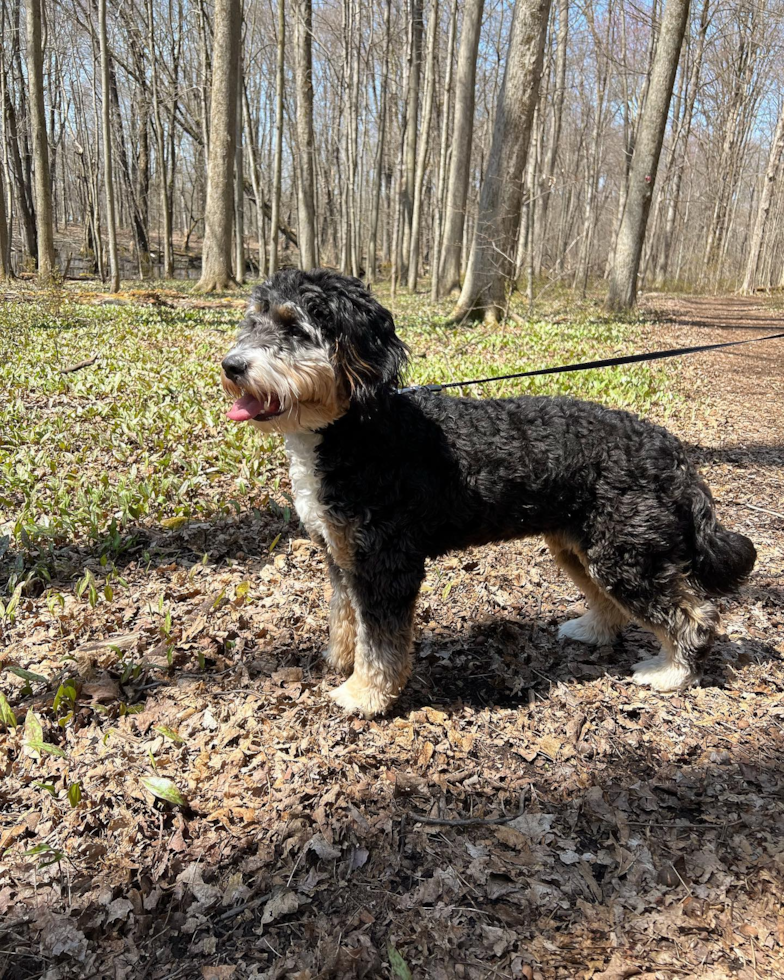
[220,269,757,717]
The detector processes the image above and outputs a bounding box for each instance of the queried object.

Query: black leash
[397,331,784,395]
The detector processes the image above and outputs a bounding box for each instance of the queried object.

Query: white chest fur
[284,432,332,545]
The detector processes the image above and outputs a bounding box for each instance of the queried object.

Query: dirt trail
[645,293,784,446]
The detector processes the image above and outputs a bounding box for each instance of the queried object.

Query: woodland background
[3,0,784,308]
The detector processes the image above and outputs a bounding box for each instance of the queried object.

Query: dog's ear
[313,274,409,409]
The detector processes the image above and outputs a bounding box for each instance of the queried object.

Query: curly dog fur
[221,269,757,717]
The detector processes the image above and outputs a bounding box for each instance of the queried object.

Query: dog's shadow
[397,614,781,713]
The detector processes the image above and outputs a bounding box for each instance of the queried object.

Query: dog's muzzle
[222,350,284,423]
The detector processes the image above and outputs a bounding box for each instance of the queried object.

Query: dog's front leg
[328,562,422,718]
[324,559,356,674]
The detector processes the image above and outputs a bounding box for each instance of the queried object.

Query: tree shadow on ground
[0,504,297,594]
[4,610,783,979]
[398,612,782,715]
[685,439,784,470]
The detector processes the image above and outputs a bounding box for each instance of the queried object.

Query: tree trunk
[536,0,567,275]
[453,0,552,323]
[437,0,484,297]
[407,0,438,292]
[269,0,285,275]
[430,0,458,301]
[741,104,784,294]
[98,0,119,292]
[0,154,9,278]
[243,83,267,278]
[606,0,690,312]
[4,91,37,264]
[26,0,55,276]
[367,0,391,284]
[147,0,173,278]
[294,0,317,270]
[400,0,423,280]
[234,45,245,284]
[197,0,241,292]
[655,0,710,284]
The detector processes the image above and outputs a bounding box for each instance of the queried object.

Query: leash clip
[397,383,444,396]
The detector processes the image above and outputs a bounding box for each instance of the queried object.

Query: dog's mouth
[226,392,283,423]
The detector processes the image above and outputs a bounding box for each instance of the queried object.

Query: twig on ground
[732,500,784,520]
[60,355,98,374]
[216,893,271,922]
[408,787,528,827]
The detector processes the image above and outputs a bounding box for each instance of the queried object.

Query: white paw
[328,675,396,718]
[558,611,618,646]
[631,656,696,691]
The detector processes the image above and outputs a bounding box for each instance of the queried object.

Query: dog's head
[221,269,409,433]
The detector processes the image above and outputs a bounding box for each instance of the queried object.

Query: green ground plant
[1,280,675,596]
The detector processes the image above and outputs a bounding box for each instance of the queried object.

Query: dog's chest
[284,433,354,567]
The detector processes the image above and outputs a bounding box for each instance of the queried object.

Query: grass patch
[1,280,676,593]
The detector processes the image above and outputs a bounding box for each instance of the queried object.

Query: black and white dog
[221,269,756,717]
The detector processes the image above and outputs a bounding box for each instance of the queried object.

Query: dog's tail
[689,479,756,596]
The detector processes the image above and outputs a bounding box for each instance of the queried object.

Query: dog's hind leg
[324,560,356,675]
[629,592,718,692]
[328,559,423,717]
[547,536,629,645]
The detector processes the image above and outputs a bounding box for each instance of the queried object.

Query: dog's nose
[222,351,248,382]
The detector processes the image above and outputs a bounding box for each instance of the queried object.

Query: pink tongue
[227,393,267,422]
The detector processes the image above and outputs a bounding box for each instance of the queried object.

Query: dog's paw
[631,656,696,691]
[323,644,354,675]
[558,611,618,646]
[328,675,395,717]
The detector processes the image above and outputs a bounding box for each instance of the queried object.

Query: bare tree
[606,0,691,312]
[234,43,245,285]
[654,0,710,284]
[400,0,423,277]
[407,0,438,291]
[0,161,9,278]
[268,0,285,275]
[437,0,484,297]
[453,0,552,323]
[26,0,55,276]
[98,0,119,292]
[430,0,458,301]
[197,0,241,292]
[294,0,317,270]
[741,101,784,293]
[535,0,567,275]
[147,0,173,278]
[367,0,391,284]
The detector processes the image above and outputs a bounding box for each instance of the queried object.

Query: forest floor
[1,283,783,980]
